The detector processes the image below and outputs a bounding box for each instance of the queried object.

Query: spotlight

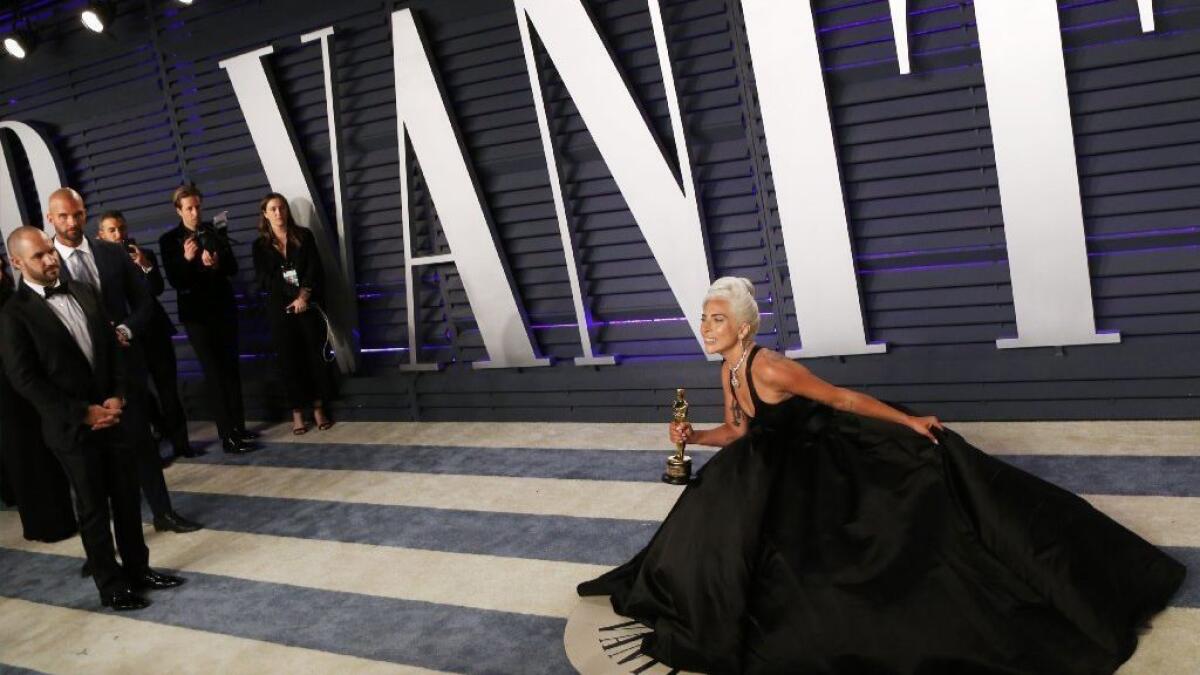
[177,0,194,4]
[81,2,114,33]
[3,30,35,60]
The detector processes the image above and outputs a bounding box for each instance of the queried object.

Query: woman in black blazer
[251,193,334,434]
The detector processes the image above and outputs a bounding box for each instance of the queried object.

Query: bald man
[0,226,185,611]
[47,189,202,535]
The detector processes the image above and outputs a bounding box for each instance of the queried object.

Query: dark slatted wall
[1,0,1198,423]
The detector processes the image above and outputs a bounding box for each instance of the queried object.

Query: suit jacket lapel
[87,236,115,291]
[16,282,95,373]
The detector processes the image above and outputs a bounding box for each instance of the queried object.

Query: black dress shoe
[234,427,259,441]
[131,568,186,591]
[101,589,151,611]
[153,511,204,533]
[222,436,254,455]
[160,454,177,469]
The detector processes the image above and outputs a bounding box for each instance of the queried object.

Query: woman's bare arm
[669,361,749,448]
[754,349,944,443]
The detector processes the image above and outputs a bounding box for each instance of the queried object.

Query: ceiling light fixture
[81,2,114,33]
[3,29,35,59]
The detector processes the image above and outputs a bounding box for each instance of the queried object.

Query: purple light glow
[529,311,776,331]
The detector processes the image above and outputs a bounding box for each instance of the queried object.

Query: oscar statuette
[663,388,692,484]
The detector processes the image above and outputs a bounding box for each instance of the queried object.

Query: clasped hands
[85,397,124,431]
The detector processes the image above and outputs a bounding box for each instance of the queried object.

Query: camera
[193,210,230,253]
[124,237,138,255]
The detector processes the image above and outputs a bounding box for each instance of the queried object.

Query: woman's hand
[906,415,945,444]
[669,421,693,446]
[288,296,309,314]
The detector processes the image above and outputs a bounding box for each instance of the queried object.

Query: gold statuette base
[662,454,692,485]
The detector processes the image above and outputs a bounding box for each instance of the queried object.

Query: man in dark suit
[48,188,202,534]
[159,184,255,454]
[0,252,77,543]
[97,210,197,462]
[1,226,185,610]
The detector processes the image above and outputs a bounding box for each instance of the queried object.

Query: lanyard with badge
[282,260,299,288]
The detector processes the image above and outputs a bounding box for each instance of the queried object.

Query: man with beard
[1,226,185,610]
[0,252,76,542]
[48,189,202,534]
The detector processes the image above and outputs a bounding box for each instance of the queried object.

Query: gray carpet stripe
[0,548,571,675]
[0,666,50,675]
[181,442,1200,496]
[181,442,716,482]
[1165,547,1199,608]
[160,492,655,566]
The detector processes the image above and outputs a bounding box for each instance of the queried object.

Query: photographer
[98,211,196,462]
[158,185,254,454]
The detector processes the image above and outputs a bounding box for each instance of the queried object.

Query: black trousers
[267,307,333,410]
[183,317,245,440]
[122,346,173,518]
[52,428,149,599]
[143,329,190,455]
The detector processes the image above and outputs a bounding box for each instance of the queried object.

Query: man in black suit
[1,226,185,610]
[48,188,202,534]
[159,184,254,454]
[0,252,77,543]
[97,210,196,463]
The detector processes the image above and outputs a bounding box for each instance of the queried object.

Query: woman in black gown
[579,276,1185,674]
[252,193,335,434]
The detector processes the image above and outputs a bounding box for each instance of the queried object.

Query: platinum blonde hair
[704,276,759,338]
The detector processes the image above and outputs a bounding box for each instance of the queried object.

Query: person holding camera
[159,185,255,454]
[98,211,196,463]
[252,193,334,434]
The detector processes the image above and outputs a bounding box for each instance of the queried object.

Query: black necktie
[44,284,70,299]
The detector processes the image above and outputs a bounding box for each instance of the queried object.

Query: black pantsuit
[253,227,332,409]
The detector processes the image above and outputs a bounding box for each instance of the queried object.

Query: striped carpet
[0,420,1197,674]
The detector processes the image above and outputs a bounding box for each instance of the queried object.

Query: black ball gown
[578,346,1185,674]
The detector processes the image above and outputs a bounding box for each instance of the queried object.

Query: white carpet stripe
[0,596,440,675]
[166,463,683,522]
[165,462,1200,548]
[1117,607,1200,674]
[193,420,1200,456]
[0,513,605,619]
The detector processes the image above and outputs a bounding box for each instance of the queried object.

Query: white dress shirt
[54,236,132,340]
[23,278,95,368]
[54,236,101,289]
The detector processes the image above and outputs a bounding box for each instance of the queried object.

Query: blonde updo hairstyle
[704,276,760,342]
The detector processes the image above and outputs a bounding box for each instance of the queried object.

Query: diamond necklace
[729,341,752,389]
[729,341,752,426]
